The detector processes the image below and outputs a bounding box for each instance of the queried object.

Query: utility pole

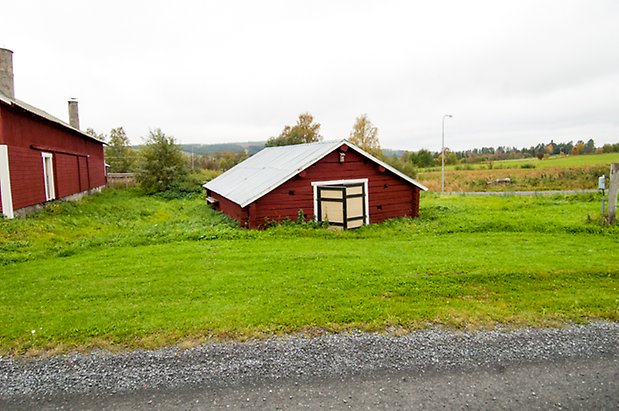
[608,163,618,224]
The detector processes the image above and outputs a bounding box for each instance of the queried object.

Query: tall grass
[2,189,615,265]
[419,165,610,192]
[0,189,244,265]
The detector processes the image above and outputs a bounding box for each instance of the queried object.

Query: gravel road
[1,322,617,410]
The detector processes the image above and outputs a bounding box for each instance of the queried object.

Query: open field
[1,189,618,355]
[426,152,619,171]
[487,152,619,169]
[417,152,619,192]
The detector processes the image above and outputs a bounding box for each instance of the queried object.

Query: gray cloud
[1,0,617,151]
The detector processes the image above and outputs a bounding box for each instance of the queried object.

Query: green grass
[1,189,618,355]
[490,152,619,169]
[428,152,619,172]
[418,152,618,191]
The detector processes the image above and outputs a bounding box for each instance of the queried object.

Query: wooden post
[608,163,618,224]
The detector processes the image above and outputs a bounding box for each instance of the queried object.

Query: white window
[42,152,55,201]
[312,179,369,229]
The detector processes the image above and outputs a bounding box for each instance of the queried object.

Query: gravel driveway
[1,322,617,409]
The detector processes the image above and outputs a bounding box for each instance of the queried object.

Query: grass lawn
[1,189,618,355]
[489,152,619,169]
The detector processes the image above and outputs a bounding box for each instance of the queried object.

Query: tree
[266,112,322,147]
[445,149,458,165]
[348,114,381,156]
[572,140,586,155]
[136,128,187,193]
[104,127,137,173]
[85,128,106,141]
[584,138,596,154]
[409,148,434,168]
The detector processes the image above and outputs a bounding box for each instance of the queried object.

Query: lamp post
[441,114,452,193]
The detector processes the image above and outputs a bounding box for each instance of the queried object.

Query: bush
[136,129,187,193]
[154,171,208,199]
[382,156,418,178]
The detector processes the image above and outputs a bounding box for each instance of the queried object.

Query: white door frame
[42,152,56,201]
[311,178,369,225]
[0,145,14,218]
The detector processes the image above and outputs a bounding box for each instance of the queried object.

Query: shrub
[136,129,187,193]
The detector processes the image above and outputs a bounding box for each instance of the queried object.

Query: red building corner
[0,48,106,218]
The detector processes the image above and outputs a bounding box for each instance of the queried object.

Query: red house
[0,48,106,218]
[204,139,428,229]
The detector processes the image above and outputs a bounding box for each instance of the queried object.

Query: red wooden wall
[209,191,249,227]
[208,146,421,229]
[0,103,106,211]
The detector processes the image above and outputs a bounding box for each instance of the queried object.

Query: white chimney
[0,48,15,100]
[68,98,80,129]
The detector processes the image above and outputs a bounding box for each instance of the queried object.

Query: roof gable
[205,139,428,208]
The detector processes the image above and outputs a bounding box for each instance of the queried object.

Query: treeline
[93,127,250,174]
[403,139,619,168]
[92,122,618,185]
[179,143,264,155]
[87,127,240,197]
[189,151,248,172]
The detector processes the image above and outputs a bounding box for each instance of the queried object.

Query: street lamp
[441,114,452,193]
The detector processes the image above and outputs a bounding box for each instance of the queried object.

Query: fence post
[608,163,618,224]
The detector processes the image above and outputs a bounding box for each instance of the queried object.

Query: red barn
[204,140,428,229]
[0,48,106,218]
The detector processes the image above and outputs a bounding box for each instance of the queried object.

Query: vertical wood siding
[0,104,106,211]
[5,145,45,209]
[208,190,249,227]
[55,153,80,198]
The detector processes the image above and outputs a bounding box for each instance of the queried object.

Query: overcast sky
[1,0,618,151]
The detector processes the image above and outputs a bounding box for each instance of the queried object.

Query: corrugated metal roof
[204,139,428,208]
[0,91,105,144]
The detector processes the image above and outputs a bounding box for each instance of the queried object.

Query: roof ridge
[205,138,427,208]
[0,94,104,144]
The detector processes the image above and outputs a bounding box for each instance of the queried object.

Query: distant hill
[180,143,405,157]
[179,142,265,155]
[132,142,266,154]
[133,141,405,157]
[381,148,406,158]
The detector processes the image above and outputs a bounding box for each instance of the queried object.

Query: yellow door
[317,183,366,229]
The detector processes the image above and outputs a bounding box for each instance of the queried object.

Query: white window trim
[42,152,56,201]
[0,145,14,219]
[311,178,369,225]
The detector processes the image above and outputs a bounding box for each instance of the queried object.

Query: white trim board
[41,152,56,201]
[311,178,369,225]
[0,145,14,218]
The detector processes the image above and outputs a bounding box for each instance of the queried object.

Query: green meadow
[1,189,617,355]
[418,152,619,192]
[440,152,619,171]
